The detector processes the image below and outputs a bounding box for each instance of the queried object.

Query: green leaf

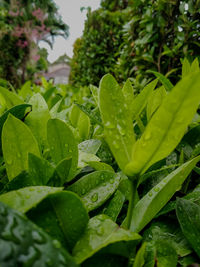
[103,190,125,222]
[0,201,77,267]
[78,139,101,154]
[18,80,32,100]
[129,156,200,233]
[70,104,91,140]
[131,79,158,120]
[55,157,72,185]
[72,214,141,264]
[190,58,200,73]
[25,93,50,150]
[133,242,146,267]
[2,114,40,180]
[68,170,121,211]
[176,198,200,257]
[155,240,178,267]
[75,103,102,126]
[0,86,23,109]
[0,104,31,153]
[122,78,134,113]
[47,118,78,181]
[126,72,200,176]
[87,161,114,172]
[146,86,167,121]
[78,150,100,168]
[99,74,135,172]
[147,71,173,91]
[182,58,191,78]
[50,191,89,249]
[90,84,99,105]
[28,153,55,185]
[0,186,63,213]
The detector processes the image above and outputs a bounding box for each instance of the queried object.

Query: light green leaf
[99,74,135,172]
[148,71,173,91]
[0,201,77,267]
[68,170,121,211]
[78,150,100,168]
[190,58,199,73]
[182,58,191,78]
[126,72,200,176]
[18,80,32,100]
[25,93,50,150]
[146,86,167,121]
[176,198,200,258]
[2,114,40,180]
[129,156,200,233]
[0,104,31,153]
[72,214,141,264]
[28,153,55,185]
[90,84,99,105]
[87,161,114,172]
[131,79,158,120]
[133,242,146,267]
[47,119,78,181]
[0,86,23,109]
[78,139,101,154]
[0,186,62,213]
[122,78,134,113]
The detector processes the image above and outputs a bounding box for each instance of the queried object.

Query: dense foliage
[69,7,127,87]
[0,59,200,266]
[0,0,68,87]
[70,0,200,88]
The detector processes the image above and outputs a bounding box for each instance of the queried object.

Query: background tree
[0,0,69,87]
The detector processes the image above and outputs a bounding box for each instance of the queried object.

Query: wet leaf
[68,170,121,211]
[0,186,62,213]
[2,114,40,180]
[72,214,141,264]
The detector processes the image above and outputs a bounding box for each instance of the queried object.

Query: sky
[39,0,101,63]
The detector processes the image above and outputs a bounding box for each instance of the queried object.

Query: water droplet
[144,131,151,141]
[81,188,86,195]
[91,193,98,202]
[101,174,105,181]
[141,142,147,147]
[29,188,35,192]
[105,121,115,129]
[26,195,30,199]
[117,124,125,136]
[7,159,12,165]
[148,192,153,197]
[154,187,159,192]
[113,141,119,149]
[97,227,104,235]
[110,179,114,184]
[32,230,45,243]
[64,144,68,148]
[53,239,61,249]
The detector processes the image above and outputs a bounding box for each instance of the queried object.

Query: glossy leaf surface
[47,119,78,181]
[0,201,77,267]
[68,170,120,211]
[129,156,200,232]
[72,214,141,264]
[126,72,200,176]
[176,198,200,257]
[99,74,135,172]
[2,114,40,180]
[0,186,62,213]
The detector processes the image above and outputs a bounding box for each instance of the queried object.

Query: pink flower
[32,54,40,62]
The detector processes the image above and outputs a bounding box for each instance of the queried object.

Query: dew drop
[7,159,12,165]
[117,124,125,136]
[113,141,119,149]
[91,193,98,202]
[53,239,61,249]
[154,187,159,192]
[148,192,153,197]
[144,131,151,141]
[32,230,45,244]
[81,188,86,195]
[105,121,115,129]
[97,227,104,235]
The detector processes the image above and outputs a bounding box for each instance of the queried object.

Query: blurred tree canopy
[0,0,69,87]
[70,0,200,88]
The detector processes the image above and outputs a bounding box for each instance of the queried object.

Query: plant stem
[126,179,138,230]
